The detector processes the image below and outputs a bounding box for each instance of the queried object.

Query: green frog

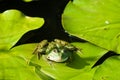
[33,39,79,62]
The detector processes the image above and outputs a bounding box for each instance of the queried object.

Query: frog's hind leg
[32,46,39,54]
[37,52,42,59]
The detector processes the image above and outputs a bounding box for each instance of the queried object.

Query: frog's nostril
[47,56,50,59]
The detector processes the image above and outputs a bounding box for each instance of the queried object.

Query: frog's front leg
[33,40,48,59]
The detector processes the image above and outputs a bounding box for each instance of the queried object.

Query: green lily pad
[62,0,120,53]
[30,42,108,80]
[93,55,120,80]
[0,9,44,50]
[0,53,41,80]
[23,0,32,2]
[0,9,44,80]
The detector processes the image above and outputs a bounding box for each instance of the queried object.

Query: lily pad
[93,55,120,80]
[23,0,32,2]
[0,9,44,80]
[0,9,44,50]
[62,0,120,53]
[0,53,41,80]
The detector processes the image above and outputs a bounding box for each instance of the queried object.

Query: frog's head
[33,39,79,62]
[46,48,72,62]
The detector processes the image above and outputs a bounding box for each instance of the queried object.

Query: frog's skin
[33,39,78,62]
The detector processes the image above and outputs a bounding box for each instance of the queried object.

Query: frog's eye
[53,49,58,53]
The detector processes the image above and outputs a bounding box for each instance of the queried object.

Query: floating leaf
[62,0,120,53]
[0,53,41,80]
[93,55,120,80]
[0,9,44,80]
[0,9,44,50]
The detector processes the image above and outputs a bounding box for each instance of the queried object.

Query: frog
[33,39,79,62]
